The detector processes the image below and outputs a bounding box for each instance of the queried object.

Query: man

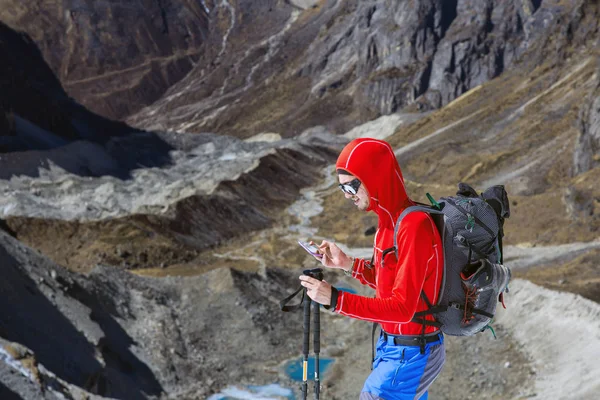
[299,138,445,400]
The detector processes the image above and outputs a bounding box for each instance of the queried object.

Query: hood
[335,138,411,227]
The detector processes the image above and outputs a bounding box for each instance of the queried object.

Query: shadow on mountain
[0,21,174,180]
[61,278,164,399]
[0,383,22,400]
[0,245,102,388]
[0,243,163,399]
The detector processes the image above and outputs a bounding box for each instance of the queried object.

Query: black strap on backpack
[410,291,443,354]
[481,185,510,264]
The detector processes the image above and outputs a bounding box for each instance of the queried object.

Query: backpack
[393,183,511,337]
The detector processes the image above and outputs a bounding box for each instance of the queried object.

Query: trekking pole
[307,268,324,400]
[279,268,324,400]
[313,295,321,400]
[301,289,311,400]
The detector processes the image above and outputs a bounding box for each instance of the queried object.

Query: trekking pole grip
[303,292,311,356]
[313,300,320,353]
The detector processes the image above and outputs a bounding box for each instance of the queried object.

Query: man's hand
[318,240,353,271]
[299,275,332,306]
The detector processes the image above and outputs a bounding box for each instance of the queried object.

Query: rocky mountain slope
[0,0,210,120]
[1,0,600,399]
[0,130,343,273]
[0,227,314,399]
[0,21,137,153]
[127,0,599,139]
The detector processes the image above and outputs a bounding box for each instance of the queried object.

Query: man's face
[338,174,370,211]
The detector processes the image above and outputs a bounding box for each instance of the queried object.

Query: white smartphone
[298,240,323,258]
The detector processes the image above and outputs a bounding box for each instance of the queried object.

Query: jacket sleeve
[334,213,437,324]
[351,257,376,289]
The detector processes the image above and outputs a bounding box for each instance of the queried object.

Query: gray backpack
[393,183,511,337]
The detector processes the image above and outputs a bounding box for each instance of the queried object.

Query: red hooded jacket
[334,138,443,336]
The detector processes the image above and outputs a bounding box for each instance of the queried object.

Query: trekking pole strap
[371,322,378,370]
[280,268,325,312]
[280,285,306,312]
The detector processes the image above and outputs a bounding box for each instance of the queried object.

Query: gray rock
[574,72,600,175]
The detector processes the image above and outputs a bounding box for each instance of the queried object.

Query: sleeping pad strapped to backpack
[394,183,511,336]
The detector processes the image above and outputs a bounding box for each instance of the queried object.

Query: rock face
[0,231,162,399]
[0,0,209,121]
[574,73,600,175]
[0,21,78,147]
[0,18,162,174]
[127,0,598,137]
[0,229,308,399]
[0,15,183,182]
[0,21,138,152]
[3,0,597,135]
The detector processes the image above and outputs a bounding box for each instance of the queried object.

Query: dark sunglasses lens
[339,179,360,195]
[339,184,356,195]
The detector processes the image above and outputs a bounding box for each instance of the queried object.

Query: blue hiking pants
[359,333,445,400]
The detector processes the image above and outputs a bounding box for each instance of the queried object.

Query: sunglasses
[338,178,362,195]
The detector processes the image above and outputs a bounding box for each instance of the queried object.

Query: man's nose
[344,192,353,199]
